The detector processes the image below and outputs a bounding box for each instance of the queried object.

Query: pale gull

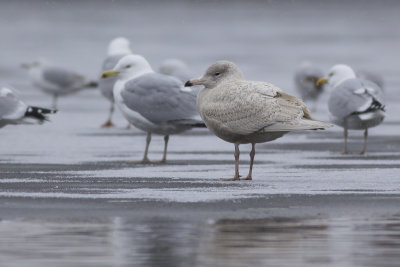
[101,54,205,163]
[317,64,385,154]
[0,86,56,129]
[98,37,132,127]
[22,59,98,109]
[185,61,332,181]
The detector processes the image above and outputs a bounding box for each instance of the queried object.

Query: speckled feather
[198,79,331,137]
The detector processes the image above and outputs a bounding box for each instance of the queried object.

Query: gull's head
[185,61,244,89]
[317,64,356,88]
[159,59,187,76]
[107,37,132,56]
[101,54,153,80]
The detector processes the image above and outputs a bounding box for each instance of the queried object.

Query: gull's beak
[316,77,328,87]
[101,70,119,79]
[184,78,203,87]
[21,63,31,69]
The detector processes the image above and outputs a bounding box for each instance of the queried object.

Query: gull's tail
[262,119,333,132]
[172,119,207,128]
[24,106,57,122]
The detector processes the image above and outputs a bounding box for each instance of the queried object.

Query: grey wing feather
[121,73,198,124]
[42,66,86,88]
[98,54,127,101]
[328,79,384,118]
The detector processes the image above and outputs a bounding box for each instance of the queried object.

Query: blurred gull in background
[317,64,385,154]
[186,61,332,181]
[22,59,98,109]
[102,54,205,163]
[159,58,193,83]
[357,70,385,90]
[0,86,56,129]
[98,37,132,127]
[159,58,202,95]
[294,61,325,111]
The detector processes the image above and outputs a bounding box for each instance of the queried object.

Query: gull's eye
[126,65,132,69]
[328,72,333,77]
[215,72,220,76]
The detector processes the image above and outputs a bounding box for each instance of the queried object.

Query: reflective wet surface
[1,214,400,267]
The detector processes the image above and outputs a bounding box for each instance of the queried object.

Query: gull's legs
[242,143,255,180]
[160,135,169,163]
[220,143,240,181]
[360,128,368,155]
[142,132,151,163]
[52,94,58,109]
[342,118,349,154]
[343,127,349,154]
[101,102,115,128]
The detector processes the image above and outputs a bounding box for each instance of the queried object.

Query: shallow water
[1,0,400,266]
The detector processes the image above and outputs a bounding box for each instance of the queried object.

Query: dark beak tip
[101,74,107,79]
[184,80,192,87]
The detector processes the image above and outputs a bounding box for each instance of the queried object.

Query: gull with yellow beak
[185,61,332,181]
[317,64,385,154]
[102,54,205,163]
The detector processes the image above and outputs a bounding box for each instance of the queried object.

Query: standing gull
[101,54,205,163]
[317,64,385,154]
[0,86,56,129]
[294,61,325,110]
[185,61,332,181]
[22,59,98,109]
[98,37,132,127]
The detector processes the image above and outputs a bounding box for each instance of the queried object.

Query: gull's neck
[119,67,154,81]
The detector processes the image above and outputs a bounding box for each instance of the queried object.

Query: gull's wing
[121,73,199,124]
[328,78,385,119]
[200,80,330,135]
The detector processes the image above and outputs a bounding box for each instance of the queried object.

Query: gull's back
[120,73,201,134]
[328,78,385,129]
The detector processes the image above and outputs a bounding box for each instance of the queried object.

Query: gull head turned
[185,61,244,89]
